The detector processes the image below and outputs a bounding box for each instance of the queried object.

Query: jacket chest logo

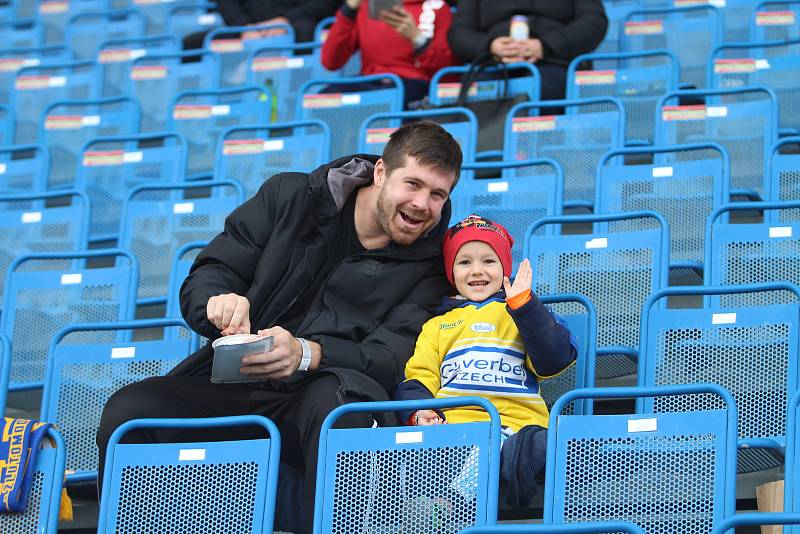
[470,322,496,333]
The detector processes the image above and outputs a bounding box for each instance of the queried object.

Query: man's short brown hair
[381,121,463,187]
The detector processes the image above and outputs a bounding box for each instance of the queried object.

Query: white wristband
[296,337,312,372]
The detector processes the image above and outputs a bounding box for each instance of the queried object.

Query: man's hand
[242,17,290,40]
[414,409,446,425]
[517,38,544,62]
[345,0,362,9]
[490,37,522,59]
[207,293,251,335]
[503,258,532,300]
[238,326,321,380]
[380,6,419,42]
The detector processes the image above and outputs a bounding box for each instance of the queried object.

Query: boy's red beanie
[442,214,514,286]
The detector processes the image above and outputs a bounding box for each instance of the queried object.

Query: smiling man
[96,121,461,533]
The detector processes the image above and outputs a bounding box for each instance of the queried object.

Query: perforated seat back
[97,35,179,97]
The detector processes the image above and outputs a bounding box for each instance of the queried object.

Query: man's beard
[376,189,431,246]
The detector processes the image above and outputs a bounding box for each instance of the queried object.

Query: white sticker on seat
[488,181,509,193]
[48,76,66,87]
[652,166,673,178]
[628,418,657,433]
[173,202,194,214]
[263,139,284,151]
[706,106,728,118]
[82,115,100,126]
[111,346,136,359]
[585,237,608,249]
[179,448,206,461]
[712,313,737,325]
[755,59,771,70]
[22,58,40,67]
[123,151,143,163]
[395,431,423,444]
[0,163,6,174]
[130,49,147,60]
[341,94,361,105]
[61,273,82,285]
[211,104,230,116]
[21,211,42,223]
[198,14,217,25]
[286,58,305,69]
[769,226,792,238]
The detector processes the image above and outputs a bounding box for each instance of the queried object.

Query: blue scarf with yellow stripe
[0,417,52,513]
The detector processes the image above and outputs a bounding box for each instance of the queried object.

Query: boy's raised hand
[503,258,532,299]
[414,409,446,425]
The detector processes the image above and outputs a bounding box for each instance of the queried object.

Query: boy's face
[452,241,504,301]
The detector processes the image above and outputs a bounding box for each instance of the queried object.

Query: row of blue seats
[3,373,800,533]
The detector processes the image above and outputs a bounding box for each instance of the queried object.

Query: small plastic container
[510,15,530,41]
[211,334,274,383]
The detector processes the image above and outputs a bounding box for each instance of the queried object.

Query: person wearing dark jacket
[183,0,340,48]
[96,121,461,533]
[448,0,608,100]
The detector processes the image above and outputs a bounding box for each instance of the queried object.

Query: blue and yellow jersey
[396,293,577,432]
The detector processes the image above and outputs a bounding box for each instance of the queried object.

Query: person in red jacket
[321,0,458,107]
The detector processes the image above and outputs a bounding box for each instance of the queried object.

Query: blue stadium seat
[11,60,101,145]
[169,86,270,176]
[314,16,360,77]
[0,104,13,146]
[451,159,563,269]
[787,390,800,520]
[594,0,640,55]
[165,2,222,40]
[166,240,207,319]
[359,108,478,162]
[706,200,800,301]
[97,34,179,97]
[656,86,778,199]
[313,397,501,534]
[65,8,147,61]
[247,42,336,123]
[128,49,220,133]
[752,1,800,41]
[131,0,216,35]
[298,74,404,160]
[768,136,800,202]
[0,0,18,21]
[77,131,188,242]
[0,45,72,105]
[544,385,738,534]
[1,249,138,391]
[621,5,723,90]
[461,523,646,534]
[0,18,45,50]
[504,97,625,209]
[216,120,329,199]
[36,0,106,45]
[714,513,800,534]
[41,96,140,189]
[526,211,669,379]
[0,190,89,313]
[429,63,540,109]
[98,415,281,534]
[537,294,596,417]
[711,40,800,136]
[0,427,67,534]
[567,50,679,146]
[596,143,729,273]
[41,318,195,482]
[639,282,800,473]
[721,0,764,42]
[0,145,49,193]
[119,180,243,304]
[204,23,294,88]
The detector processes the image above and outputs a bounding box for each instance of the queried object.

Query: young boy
[394,214,577,509]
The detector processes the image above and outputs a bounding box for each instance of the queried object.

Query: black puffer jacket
[173,155,453,402]
[215,0,340,41]
[448,0,608,64]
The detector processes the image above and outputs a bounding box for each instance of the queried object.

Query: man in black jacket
[97,121,461,532]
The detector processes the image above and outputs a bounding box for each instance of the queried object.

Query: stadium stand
[752,1,800,41]
[41,318,194,482]
[96,34,180,97]
[313,397,501,534]
[0,44,72,105]
[769,136,800,203]
[64,8,146,61]
[204,23,294,88]
[216,120,329,199]
[544,385,738,533]
[97,415,281,534]
[164,2,223,42]
[0,143,49,193]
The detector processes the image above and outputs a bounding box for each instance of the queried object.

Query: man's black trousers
[96,373,373,533]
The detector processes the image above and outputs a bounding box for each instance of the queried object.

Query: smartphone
[369,0,403,19]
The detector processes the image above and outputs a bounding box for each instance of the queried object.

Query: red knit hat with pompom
[442,214,514,287]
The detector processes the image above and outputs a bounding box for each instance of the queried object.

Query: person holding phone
[321,0,459,106]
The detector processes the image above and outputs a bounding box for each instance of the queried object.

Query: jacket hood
[307,153,452,261]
